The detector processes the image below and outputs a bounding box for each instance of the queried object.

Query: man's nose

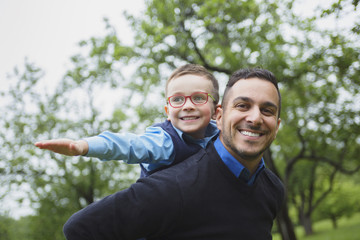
[246,107,263,125]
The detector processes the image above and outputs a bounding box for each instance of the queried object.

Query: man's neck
[237,157,262,175]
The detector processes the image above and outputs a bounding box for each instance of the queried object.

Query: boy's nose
[182,97,195,110]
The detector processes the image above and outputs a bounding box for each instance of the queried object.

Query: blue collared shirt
[214,137,265,185]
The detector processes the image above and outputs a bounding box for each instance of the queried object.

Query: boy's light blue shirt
[84,120,219,171]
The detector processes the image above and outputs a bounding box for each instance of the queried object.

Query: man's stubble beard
[221,130,273,162]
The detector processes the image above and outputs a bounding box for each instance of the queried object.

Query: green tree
[0,57,140,239]
[288,160,338,235]
[273,0,360,235]
[314,177,360,229]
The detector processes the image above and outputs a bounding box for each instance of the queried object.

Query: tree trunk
[298,207,314,236]
[331,215,338,229]
[263,149,297,240]
[302,215,313,236]
[276,201,297,240]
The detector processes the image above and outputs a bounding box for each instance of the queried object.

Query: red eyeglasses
[167,92,215,108]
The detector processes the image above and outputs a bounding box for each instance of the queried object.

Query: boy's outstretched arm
[34,139,89,156]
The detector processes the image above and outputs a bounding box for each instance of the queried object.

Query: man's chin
[236,148,265,161]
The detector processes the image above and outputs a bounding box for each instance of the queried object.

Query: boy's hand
[34,139,89,156]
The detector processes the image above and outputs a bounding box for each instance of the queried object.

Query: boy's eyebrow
[232,96,278,110]
[170,89,210,95]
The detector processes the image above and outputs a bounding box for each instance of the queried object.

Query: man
[63,68,284,240]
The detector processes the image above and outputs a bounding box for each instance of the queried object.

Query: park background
[0,0,359,239]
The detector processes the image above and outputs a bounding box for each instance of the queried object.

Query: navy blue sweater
[64,142,284,240]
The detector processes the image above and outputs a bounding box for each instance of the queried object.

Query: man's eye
[235,103,248,109]
[262,108,276,116]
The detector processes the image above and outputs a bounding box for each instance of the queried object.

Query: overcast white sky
[0,0,145,90]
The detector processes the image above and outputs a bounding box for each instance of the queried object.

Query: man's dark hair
[222,68,281,118]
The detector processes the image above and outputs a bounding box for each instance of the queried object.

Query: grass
[273,212,360,240]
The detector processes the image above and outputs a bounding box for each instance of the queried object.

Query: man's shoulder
[262,169,283,185]
[260,168,285,203]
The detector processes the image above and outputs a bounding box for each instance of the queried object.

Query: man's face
[216,78,281,164]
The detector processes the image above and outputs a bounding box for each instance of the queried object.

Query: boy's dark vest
[140,120,202,177]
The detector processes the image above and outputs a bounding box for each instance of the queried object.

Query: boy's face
[165,74,216,139]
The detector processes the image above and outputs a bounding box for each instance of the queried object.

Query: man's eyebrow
[232,96,252,104]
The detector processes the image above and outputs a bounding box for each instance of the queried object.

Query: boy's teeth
[182,117,197,120]
[241,131,260,137]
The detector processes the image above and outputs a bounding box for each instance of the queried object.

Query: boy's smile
[179,115,200,121]
[165,74,216,139]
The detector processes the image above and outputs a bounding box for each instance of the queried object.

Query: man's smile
[240,130,262,137]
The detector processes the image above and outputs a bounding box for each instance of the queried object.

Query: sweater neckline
[209,143,263,192]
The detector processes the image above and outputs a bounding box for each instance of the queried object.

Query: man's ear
[164,105,170,120]
[215,105,223,131]
[275,118,281,135]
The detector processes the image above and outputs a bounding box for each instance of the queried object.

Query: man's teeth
[241,131,260,137]
[182,117,198,120]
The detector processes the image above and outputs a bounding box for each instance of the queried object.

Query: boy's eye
[192,95,206,101]
[172,96,184,102]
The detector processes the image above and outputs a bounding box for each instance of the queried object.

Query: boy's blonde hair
[165,64,220,106]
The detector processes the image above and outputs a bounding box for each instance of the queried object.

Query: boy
[35,64,220,176]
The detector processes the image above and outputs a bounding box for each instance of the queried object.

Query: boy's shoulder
[151,119,171,128]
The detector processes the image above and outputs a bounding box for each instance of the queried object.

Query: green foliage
[127,0,294,75]
[0,54,139,237]
[313,177,360,226]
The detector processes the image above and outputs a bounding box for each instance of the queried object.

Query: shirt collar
[214,137,265,185]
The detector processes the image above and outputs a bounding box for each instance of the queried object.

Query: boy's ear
[211,104,221,120]
[164,105,170,120]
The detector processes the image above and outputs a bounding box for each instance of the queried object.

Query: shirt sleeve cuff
[83,136,108,159]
